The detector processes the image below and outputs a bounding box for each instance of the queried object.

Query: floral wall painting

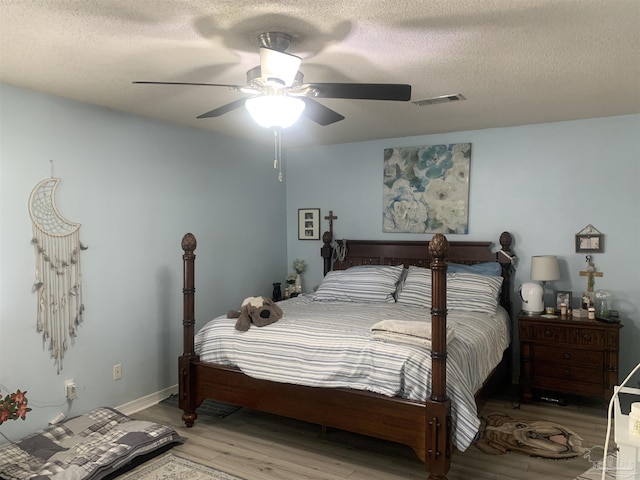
[383,143,471,234]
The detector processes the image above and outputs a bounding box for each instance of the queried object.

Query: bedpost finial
[322,230,332,245]
[429,233,449,258]
[499,231,512,251]
[182,233,197,253]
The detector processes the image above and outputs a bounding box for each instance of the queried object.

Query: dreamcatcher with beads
[28,168,87,373]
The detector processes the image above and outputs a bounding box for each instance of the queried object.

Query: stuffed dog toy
[227,296,283,331]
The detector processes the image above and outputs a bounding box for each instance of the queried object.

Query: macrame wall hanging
[29,168,86,373]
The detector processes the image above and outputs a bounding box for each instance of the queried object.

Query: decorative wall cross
[324,210,338,237]
[579,255,603,292]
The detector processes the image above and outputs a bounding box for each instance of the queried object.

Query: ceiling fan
[133,32,412,128]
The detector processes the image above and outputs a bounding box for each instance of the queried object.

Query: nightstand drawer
[533,377,604,396]
[530,324,564,342]
[535,362,602,384]
[532,345,603,368]
[567,327,604,347]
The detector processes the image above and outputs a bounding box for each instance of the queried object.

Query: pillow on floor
[0,406,183,480]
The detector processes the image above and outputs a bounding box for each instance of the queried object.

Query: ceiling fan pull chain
[273,129,279,169]
[273,128,283,182]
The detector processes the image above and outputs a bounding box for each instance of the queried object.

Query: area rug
[160,394,241,418]
[474,412,585,459]
[117,453,246,480]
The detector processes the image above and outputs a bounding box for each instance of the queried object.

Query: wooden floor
[131,388,611,480]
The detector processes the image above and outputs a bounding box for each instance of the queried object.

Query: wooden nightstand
[518,312,622,405]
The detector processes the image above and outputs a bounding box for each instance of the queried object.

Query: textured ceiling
[1,0,639,148]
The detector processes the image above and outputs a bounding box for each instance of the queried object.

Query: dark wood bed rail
[179,231,514,480]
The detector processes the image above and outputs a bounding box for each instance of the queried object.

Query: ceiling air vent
[412,94,466,106]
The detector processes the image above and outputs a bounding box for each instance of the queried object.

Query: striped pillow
[312,265,404,303]
[396,266,503,314]
[394,266,433,308]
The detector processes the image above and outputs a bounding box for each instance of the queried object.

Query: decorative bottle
[272,283,282,302]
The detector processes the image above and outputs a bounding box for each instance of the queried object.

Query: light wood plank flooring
[131,389,611,480]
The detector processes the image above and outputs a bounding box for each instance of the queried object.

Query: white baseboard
[116,384,178,416]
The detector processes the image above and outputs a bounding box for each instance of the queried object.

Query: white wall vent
[412,94,466,106]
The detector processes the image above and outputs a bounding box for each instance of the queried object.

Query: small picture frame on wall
[575,224,604,253]
[575,234,604,253]
[555,290,572,310]
[298,208,320,240]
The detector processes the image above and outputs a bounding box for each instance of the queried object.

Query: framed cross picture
[298,208,320,240]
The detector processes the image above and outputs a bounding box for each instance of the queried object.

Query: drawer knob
[564,369,571,377]
[563,352,571,360]
[583,334,591,341]
[545,330,553,337]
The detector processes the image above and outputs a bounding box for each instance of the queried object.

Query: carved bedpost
[321,231,333,276]
[179,233,199,427]
[498,231,514,315]
[426,233,452,480]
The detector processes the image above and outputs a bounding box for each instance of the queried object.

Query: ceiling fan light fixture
[245,95,306,129]
[259,47,301,87]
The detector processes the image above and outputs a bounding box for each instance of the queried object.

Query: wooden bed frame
[178,231,514,480]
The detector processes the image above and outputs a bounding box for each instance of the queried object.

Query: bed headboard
[320,231,515,314]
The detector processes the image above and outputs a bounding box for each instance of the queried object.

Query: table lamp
[530,255,560,310]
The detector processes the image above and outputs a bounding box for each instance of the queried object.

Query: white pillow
[312,265,404,303]
[396,266,503,314]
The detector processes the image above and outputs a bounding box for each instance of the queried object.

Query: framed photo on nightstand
[555,291,572,310]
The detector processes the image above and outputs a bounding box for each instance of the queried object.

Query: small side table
[518,311,622,404]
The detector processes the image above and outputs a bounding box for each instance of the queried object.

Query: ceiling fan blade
[300,97,345,126]
[306,83,411,101]
[133,80,243,89]
[197,98,248,119]
[259,47,302,87]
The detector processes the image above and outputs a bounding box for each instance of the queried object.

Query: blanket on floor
[0,406,183,480]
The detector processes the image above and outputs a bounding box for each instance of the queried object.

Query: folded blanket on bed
[370,319,455,347]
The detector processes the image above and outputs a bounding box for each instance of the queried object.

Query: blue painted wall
[0,84,287,441]
[285,114,640,384]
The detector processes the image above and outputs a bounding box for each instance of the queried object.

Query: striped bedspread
[194,295,510,451]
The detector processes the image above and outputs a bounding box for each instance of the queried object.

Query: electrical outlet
[64,379,76,400]
[113,364,122,380]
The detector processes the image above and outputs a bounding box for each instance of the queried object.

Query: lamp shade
[245,95,305,128]
[530,255,560,282]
